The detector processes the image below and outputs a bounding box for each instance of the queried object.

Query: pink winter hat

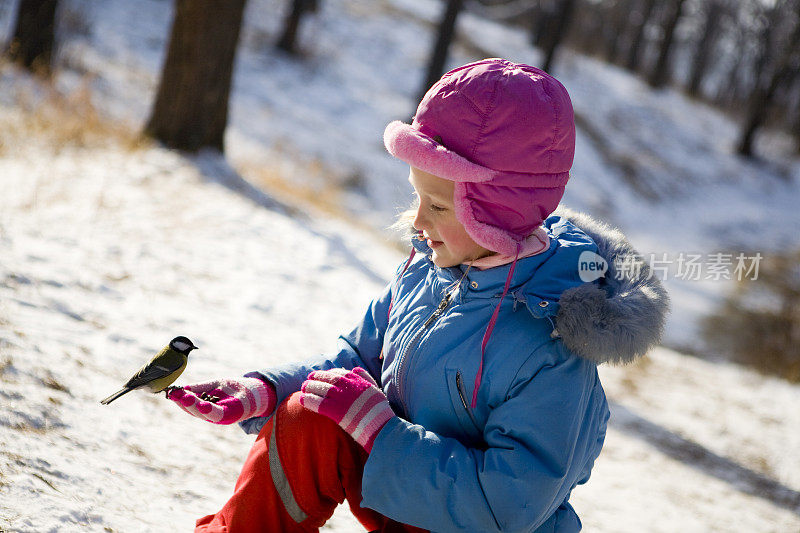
[384,58,575,255]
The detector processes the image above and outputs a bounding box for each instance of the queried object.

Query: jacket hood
[410,207,670,365]
[548,207,670,365]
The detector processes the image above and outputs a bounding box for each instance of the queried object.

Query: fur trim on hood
[553,207,670,365]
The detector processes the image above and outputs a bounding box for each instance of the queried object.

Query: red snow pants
[195,392,427,533]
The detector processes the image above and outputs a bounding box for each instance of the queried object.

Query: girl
[169,58,669,532]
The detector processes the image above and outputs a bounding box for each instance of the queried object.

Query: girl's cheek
[439,224,476,249]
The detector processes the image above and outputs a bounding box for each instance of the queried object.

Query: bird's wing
[124,356,184,389]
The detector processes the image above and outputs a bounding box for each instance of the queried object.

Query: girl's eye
[429,204,446,213]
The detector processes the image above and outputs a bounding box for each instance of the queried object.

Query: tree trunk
[531,0,554,48]
[687,0,724,97]
[738,63,798,156]
[575,2,605,56]
[276,0,318,54]
[6,0,58,75]
[717,1,778,110]
[418,0,463,103]
[748,3,782,97]
[715,41,746,109]
[145,0,247,153]
[626,0,656,73]
[604,0,633,64]
[737,12,800,157]
[648,0,687,88]
[793,78,800,153]
[540,0,577,72]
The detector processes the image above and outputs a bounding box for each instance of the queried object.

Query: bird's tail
[100,387,132,405]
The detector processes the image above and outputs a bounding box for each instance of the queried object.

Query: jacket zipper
[455,370,481,432]
[395,287,456,414]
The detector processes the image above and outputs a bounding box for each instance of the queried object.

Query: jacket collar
[549,207,670,365]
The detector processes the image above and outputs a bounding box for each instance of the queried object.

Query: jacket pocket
[445,368,483,445]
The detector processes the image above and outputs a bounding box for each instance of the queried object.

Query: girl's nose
[412,205,427,233]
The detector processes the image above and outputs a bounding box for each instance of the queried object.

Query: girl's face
[408,167,492,268]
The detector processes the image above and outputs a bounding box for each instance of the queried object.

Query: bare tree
[145,0,247,153]
[570,1,604,56]
[749,2,785,96]
[418,0,464,103]
[603,0,636,65]
[531,0,554,49]
[792,76,800,151]
[687,0,727,97]
[737,0,800,156]
[626,0,656,73]
[5,0,59,75]
[714,0,764,109]
[794,117,800,154]
[648,0,688,88]
[736,0,800,157]
[276,0,318,54]
[538,0,577,72]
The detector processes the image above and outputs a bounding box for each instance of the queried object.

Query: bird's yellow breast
[144,358,188,393]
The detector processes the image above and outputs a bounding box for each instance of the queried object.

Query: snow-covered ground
[1,91,799,532]
[1,0,799,530]
[16,0,797,351]
[0,98,394,531]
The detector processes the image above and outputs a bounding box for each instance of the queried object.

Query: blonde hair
[389,199,418,238]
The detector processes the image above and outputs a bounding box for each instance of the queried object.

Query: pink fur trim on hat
[384,121,495,183]
[384,120,570,188]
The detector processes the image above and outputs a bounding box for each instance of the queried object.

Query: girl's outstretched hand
[299,367,395,453]
[167,377,276,425]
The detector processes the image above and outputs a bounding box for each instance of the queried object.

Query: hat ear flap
[453,182,519,255]
[454,181,566,256]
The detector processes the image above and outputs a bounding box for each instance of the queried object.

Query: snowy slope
[1,0,800,530]
[0,97,391,531]
[6,0,794,353]
[1,83,799,532]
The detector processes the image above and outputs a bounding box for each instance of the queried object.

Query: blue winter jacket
[241,208,669,532]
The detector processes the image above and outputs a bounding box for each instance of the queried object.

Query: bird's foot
[163,386,181,399]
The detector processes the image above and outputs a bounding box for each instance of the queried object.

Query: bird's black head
[170,336,198,355]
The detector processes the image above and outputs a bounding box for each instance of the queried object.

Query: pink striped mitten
[299,367,395,453]
[167,377,276,425]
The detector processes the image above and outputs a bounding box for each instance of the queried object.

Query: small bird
[100,336,198,405]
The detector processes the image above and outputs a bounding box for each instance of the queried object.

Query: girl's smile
[425,236,443,248]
